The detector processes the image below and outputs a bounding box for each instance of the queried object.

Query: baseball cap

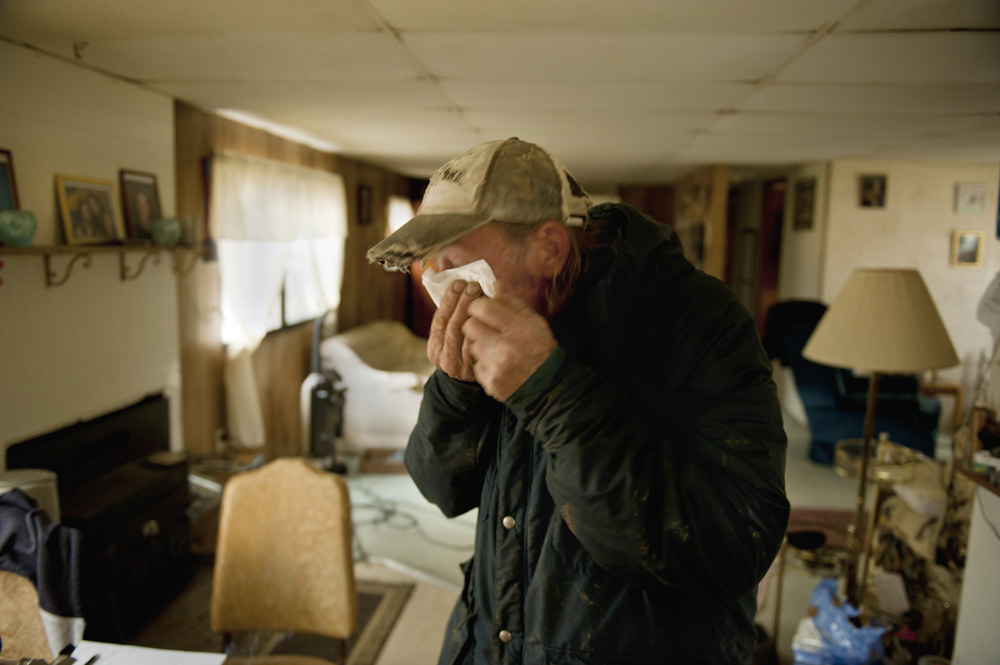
[367,138,592,271]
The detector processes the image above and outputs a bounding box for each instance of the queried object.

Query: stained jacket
[405,203,789,664]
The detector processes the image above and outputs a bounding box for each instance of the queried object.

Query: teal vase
[0,210,37,247]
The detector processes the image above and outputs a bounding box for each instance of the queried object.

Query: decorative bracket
[2,245,204,287]
[172,248,202,276]
[44,252,92,288]
[120,249,161,281]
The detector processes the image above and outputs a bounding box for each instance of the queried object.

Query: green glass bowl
[151,217,181,246]
[0,209,37,247]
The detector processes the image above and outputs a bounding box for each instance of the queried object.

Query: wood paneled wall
[174,101,412,459]
[618,185,675,227]
[673,165,729,281]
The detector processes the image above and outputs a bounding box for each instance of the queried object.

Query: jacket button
[499,629,512,643]
[502,515,515,529]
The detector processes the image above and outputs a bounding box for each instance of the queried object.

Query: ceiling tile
[33,33,420,82]
[158,79,448,115]
[371,0,857,32]
[465,110,713,136]
[836,0,1000,30]
[777,32,1000,84]
[404,33,809,83]
[740,82,1000,114]
[712,112,980,139]
[0,0,380,40]
[439,80,757,112]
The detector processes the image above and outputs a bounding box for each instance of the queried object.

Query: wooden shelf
[0,244,205,287]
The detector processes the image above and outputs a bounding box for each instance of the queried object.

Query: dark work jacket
[405,203,790,665]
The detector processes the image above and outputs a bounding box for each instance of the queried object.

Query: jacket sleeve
[404,369,497,518]
[506,276,790,601]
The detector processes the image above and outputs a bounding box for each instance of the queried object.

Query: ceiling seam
[358,0,482,137]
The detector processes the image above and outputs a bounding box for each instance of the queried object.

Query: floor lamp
[802,268,959,608]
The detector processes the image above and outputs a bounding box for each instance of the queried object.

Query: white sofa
[318,320,434,454]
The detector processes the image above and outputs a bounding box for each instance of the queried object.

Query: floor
[151,394,916,665]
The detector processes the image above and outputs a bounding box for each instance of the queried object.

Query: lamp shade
[803,268,959,373]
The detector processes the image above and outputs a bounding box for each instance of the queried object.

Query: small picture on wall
[120,169,162,240]
[793,178,816,230]
[0,149,19,210]
[859,175,887,208]
[954,182,987,215]
[357,184,372,226]
[55,174,126,244]
[951,229,984,268]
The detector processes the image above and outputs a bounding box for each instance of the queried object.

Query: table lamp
[802,268,959,607]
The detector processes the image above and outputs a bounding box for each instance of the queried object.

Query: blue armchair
[763,300,941,464]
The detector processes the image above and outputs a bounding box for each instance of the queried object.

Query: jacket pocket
[441,556,478,665]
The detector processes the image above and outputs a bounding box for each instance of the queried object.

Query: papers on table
[72,641,226,665]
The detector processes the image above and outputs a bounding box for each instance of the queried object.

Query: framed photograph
[357,184,372,226]
[859,175,887,208]
[954,182,987,215]
[119,169,162,240]
[55,174,126,244]
[0,149,19,210]
[793,178,816,230]
[951,229,984,268]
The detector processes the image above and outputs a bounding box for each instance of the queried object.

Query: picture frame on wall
[859,175,887,208]
[0,148,19,210]
[951,229,984,268]
[954,182,987,215]
[357,184,372,226]
[119,169,162,240]
[793,178,816,230]
[55,174,126,244]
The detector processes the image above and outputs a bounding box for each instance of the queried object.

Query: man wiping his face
[367,138,789,665]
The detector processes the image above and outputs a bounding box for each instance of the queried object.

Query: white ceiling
[1,0,998,190]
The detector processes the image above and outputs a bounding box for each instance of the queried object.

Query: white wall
[952,487,1000,664]
[777,163,829,302]
[0,42,182,459]
[822,160,999,419]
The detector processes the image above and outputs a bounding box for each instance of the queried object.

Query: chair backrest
[0,570,53,661]
[210,458,357,639]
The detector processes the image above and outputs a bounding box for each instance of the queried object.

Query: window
[209,152,348,447]
[210,152,348,344]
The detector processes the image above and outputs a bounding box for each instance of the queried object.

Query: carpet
[129,562,414,665]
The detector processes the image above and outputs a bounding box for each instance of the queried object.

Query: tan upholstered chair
[0,570,53,661]
[210,458,358,664]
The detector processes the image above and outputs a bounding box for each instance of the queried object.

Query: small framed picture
[951,229,984,268]
[859,175,887,208]
[793,178,816,230]
[0,149,19,210]
[55,174,126,244]
[119,169,162,240]
[954,182,987,214]
[357,184,372,226]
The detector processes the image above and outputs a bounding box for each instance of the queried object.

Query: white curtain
[210,152,348,448]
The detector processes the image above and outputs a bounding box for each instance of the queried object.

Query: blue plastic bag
[792,579,887,665]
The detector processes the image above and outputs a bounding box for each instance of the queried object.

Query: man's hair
[494,220,612,317]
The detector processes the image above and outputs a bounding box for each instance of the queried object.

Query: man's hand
[427,279,482,382]
[463,281,558,402]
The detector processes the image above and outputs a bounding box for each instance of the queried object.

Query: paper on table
[72,641,226,665]
[422,259,497,307]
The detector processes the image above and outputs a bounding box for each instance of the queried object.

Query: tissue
[422,259,497,307]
